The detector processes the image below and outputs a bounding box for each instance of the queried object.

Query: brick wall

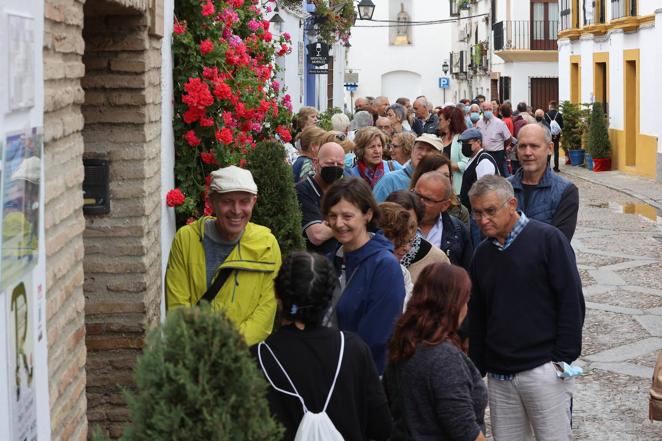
[80,3,162,438]
[44,0,88,439]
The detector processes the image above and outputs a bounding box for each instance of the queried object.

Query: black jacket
[429,212,473,270]
[412,113,439,136]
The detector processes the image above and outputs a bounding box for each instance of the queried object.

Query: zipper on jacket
[231,272,239,303]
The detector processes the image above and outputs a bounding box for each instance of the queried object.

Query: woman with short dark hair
[385,263,488,441]
[321,177,405,374]
[252,251,393,441]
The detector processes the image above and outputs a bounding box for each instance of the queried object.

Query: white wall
[347,0,454,106]
[495,61,559,106]
[274,7,306,112]
[558,9,661,170]
[160,0,176,320]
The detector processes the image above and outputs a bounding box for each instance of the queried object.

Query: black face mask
[535,116,543,122]
[461,142,473,158]
[320,166,344,184]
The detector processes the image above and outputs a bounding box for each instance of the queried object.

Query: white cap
[209,166,257,195]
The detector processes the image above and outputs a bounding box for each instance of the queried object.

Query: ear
[508,196,518,211]
[365,208,374,224]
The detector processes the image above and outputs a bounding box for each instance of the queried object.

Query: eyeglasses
[391,143,403,149]
[410,189,448,205]
[471,199,510,220]
[335,133,346,141]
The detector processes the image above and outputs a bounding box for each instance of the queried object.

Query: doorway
[624,58,637,166]
[531,0,559,50]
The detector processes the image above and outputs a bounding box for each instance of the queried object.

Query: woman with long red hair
[384,263,487,441]
[438,106,469,196]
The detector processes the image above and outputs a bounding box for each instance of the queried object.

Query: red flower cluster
[276,125,292,143]
[171,0,295,220]
[166,188,186,207]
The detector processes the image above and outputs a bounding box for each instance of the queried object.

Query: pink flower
[271,80,280,92]
[166,188,186,207]
[251,122,262,131]
[262,31,273,42]
[201,1,215,16]
[282,32,291,41]
[200,39,214,55]
[277,44,289,56]
[247,19,260,32]
[265,6,272,12]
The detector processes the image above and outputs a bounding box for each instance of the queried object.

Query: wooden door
[530,78,558,111]
[531,0,558,50]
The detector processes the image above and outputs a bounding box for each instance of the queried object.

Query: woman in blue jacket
[348,127,402,188]
[321,177,406,374]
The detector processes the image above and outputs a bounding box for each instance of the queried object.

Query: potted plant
[306,0,356,44]
[587,102,612,171]
[559,101,585,166]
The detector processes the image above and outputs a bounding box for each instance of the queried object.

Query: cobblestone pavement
[565,173,662,440]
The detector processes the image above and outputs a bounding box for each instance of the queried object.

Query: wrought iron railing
[493,20,559,51]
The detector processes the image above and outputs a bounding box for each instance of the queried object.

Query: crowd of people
[165,92,585,441]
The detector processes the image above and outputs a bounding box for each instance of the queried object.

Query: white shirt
[466,148,497,179]
[424,215,444,248]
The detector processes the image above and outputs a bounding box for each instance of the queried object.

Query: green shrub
[559,101,584,152]
[98,305,283,441]
[318,107,343,131]
[587,102,611,159]
[247,140,305,256]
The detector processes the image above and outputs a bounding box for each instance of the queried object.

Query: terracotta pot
[592,157,611,172]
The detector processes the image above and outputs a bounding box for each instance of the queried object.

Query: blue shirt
[372,162,414,202]
[490,212,529,251]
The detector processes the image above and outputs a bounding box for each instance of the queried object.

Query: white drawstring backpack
[258,332,346,441]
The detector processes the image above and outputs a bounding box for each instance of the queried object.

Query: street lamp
[269,4,284,33]
[442,60,449,75]
[357,0,375,20]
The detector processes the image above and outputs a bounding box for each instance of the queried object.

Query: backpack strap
[197,268,233,305]
[322,332,345,412]
[258,341,308,412]
[387,160,395,172]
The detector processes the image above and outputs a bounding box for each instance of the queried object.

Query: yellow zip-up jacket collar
[165,217,281,345]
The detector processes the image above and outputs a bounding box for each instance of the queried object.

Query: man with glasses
[375,116,394,137]
[467,175,584,441]
[508,124,578,241]
[413,171,473,269]
[373,133,444,202]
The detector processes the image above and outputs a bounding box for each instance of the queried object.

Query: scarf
[400,232,423,268]
[357,160,385,188]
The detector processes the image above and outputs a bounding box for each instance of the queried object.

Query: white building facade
[346,0,455,109]
[273,3,347,113]
[490,0,560,109]
[447,0,492,102]
[558,0,660,181]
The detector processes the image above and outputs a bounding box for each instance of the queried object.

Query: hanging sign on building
[306,42,330,75]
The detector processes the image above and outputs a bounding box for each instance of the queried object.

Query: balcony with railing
[493,20,559,62]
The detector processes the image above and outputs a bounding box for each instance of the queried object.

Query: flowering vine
[170,0,294,221]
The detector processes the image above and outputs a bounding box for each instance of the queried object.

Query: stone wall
[80,2,163,437]
[43,0,88,439]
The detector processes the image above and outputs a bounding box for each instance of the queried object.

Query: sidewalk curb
[560,168,662,213]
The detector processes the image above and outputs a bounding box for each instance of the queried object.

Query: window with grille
[560,0,571,29]
[451,0,460,16]
[611,0,635,19]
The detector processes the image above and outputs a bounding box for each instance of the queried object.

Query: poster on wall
[1,1,48,439]
[7,13,35,111]
[1,128,40,291]
[6,275,37,441]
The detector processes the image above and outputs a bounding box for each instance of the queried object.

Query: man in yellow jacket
[166,166,282,346]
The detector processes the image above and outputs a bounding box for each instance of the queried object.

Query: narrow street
[563,169,662,440]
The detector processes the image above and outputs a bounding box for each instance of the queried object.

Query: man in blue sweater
[467,175,584,441]
[508,124,579,241]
